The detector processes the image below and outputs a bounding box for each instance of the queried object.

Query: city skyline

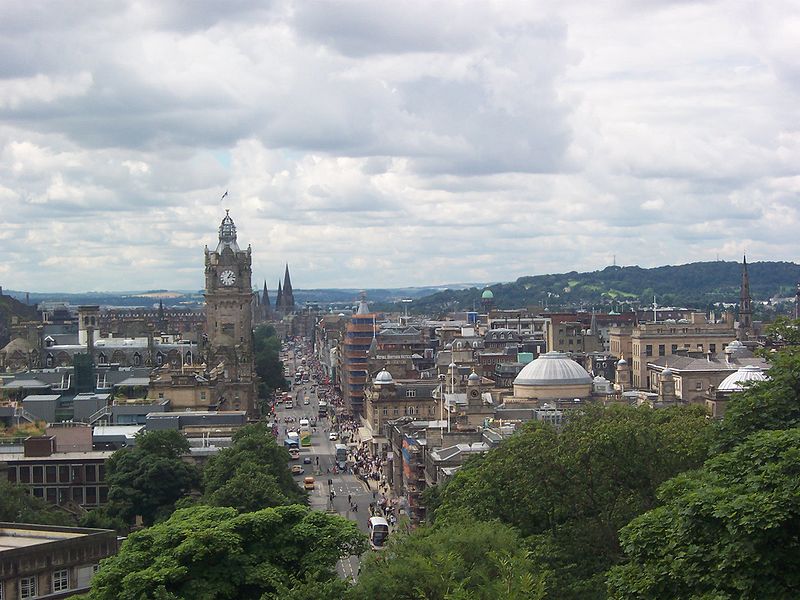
[1,1,798,292]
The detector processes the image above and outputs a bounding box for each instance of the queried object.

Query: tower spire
[737,254,752,341]
[282,264,295,312]
[276,280,283,313]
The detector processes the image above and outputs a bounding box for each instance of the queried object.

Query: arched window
[185,351,193,365]
[46,354,54,367]
[156,352,164,366]
[97,352,107,365]
[133,353,142,367]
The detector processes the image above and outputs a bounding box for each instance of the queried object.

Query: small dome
[718,365,767,392]
[449,362,457,369]
[468,371,480,382]
[481,289,494,300]
[617,357,628,366]
[725,340,746,354]
[374,369,394,385]
[662,367,674,377]
[514,351,592,387]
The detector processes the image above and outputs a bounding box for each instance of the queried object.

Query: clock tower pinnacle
[204,210,253,354]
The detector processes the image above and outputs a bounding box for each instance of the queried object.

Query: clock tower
[204,210,253,353]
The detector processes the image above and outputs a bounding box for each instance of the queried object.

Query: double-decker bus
[299,418,312,446]
[317,400,328,418]
[334,443,348,470]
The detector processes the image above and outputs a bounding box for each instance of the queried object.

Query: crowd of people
[271,337,404,529]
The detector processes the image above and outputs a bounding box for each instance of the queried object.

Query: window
[709,344,716,353]
[200,392,206,400]
[53,568,69,592]
[645,345,653,357]
[658,344,665,357]
[405,389,416,398]
[20,575,37,599]
[696,381,703,391]
[671,344,678,354]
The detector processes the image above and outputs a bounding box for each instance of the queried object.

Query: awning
[358,426,373,442]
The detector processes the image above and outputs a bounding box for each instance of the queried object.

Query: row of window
[5,567,78,599]
[644,343,716,357]
[9,464,105,485]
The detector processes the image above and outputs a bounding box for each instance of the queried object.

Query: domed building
[511,351,593,402]
[481,288,495,312]
[707,364,769,419]
[717,364,768,393]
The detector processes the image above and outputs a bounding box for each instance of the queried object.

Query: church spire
[282,264,295,312]
[276,280,283,312]
[737,254,752,341]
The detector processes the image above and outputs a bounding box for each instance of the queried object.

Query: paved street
[273,371,372,581]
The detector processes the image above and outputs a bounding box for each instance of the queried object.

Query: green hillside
[411,261,800,313]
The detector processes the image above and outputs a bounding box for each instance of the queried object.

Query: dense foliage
[431,405,712,599]
[351,517,547,600]
[0,478,73,525]
[411,260,800,313]
[607,324,800,598]
[607,428,800,599]
[253,324,287,404]
[84,504,366,600]
[202,422,307,511]
[103,429,201,526]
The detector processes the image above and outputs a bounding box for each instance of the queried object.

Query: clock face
[219,270,236,286]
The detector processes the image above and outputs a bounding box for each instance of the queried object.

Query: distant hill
[0,294,39,348]
[410,261,800,313]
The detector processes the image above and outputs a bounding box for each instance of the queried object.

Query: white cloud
[0,0,796,292]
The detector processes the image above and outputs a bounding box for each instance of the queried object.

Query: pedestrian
[348,494,352,504]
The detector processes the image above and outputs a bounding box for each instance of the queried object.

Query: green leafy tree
[0,479,73,525]
[714,345,800,452]
[85,504,366,600]
[433,404,712,600]
[203,422,306,511]
[607,428,800,600]
[105,429,201,526]
[351,517,548,600]
[254,325,286,387]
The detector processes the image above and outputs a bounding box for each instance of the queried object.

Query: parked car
[291,465,304,475]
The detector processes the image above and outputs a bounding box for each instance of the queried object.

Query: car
[303,476,315,490]
[291,465,304,475]
[329,432,338,441]
[303,399,310,405]
[303,456,312,464]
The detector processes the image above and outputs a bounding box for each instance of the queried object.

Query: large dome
[718,365,767,392]
[514,352,592,387]
[481,289,494,299]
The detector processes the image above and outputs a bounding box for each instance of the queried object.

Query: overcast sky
[0,1,797,293]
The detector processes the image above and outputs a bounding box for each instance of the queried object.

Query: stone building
[0,522,117,599]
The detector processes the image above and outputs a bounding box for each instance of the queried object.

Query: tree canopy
[84,504,366,600]
[607,427,800,599]
[103,429,201,526]
[351,517,548,600]
[432,404,712,600]
[0,478,73,526]
[253,324,286,402]
[202,421,306,512]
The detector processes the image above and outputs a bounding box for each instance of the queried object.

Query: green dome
[481,289,494,299]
